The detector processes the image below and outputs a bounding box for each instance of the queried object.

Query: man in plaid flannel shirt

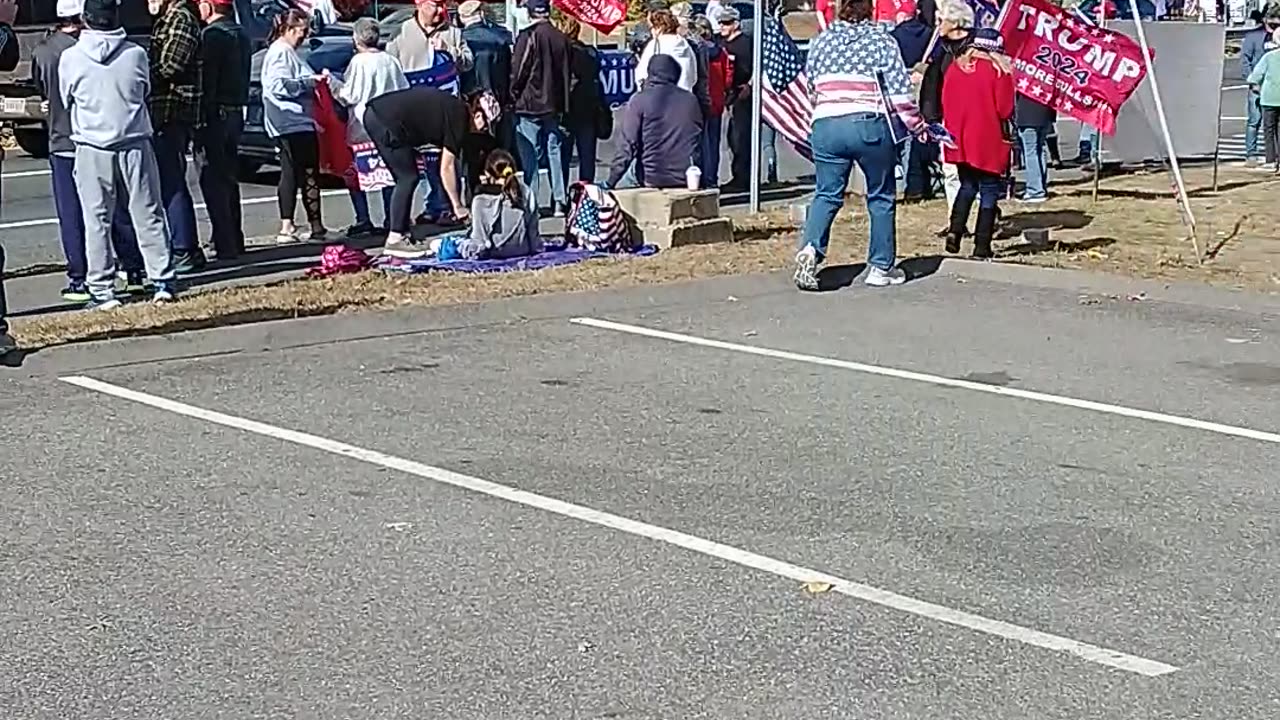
[149,0,205,272]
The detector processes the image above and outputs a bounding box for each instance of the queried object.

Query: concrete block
[634,217,735,249]
[613,188,721,225]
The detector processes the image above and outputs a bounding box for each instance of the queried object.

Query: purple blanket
[378,244,658,275]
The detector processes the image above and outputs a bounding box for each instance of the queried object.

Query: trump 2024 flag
[998,0,1149,134]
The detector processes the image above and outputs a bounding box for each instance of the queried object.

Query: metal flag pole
[749,0,765,213]
[1092,2,1105,203]
[1127,0,1201,263]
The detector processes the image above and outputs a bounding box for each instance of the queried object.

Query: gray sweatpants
[74,141,174,301]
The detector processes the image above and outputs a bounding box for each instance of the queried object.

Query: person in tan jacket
[388,0,473,74]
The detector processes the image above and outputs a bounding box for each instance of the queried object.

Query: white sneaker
[382,233,429,259]
[88,298,123,311]
[792,246,819,291]
[865,265,906,287]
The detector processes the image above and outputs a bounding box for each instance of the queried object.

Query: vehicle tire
[236,158,263,179]
[13,127,49,159]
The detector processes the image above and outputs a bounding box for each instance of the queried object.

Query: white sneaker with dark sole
[864,266,906,287]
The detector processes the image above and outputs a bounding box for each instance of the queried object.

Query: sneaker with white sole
[87,297,123,311]
[864,265,906,287]
[792,246,820,291]
[152,282,177,303]
[382,234,429,259]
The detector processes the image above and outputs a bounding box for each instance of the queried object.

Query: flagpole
[1092,2,1104,203]
[749,0,764,212]
[1126,0,1201,263]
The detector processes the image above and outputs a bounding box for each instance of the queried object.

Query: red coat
[941,58,1016,176]
[707,47,733,116]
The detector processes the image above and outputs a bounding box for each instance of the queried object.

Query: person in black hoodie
[606,54,701,189]
[510,0,572,215]
[555,14,604,187]
[195,0,250,259]
[1014,94,1055,202]
[32,0,147,304]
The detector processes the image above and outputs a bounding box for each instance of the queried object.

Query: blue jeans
[1077,125,1100,160]
[50,153,144,282]
[515,113,567,210]
[1247,90,1262,159]
[956,163,1004,210]
[152,122,199,252]
[699,113,722,187]
[420,152,451,218]
[562,123,597,185]
[762,123,778,182]
[1017,125,1050,199]
[801,113,897,269]
[350,186,395,227]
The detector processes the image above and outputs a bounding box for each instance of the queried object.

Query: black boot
[973,206,999,259]
[944,195,974,254]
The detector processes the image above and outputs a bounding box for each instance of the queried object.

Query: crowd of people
[0,0,1064,355]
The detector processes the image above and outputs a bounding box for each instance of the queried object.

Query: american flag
[760,17,813,158]
[567,183,633,253]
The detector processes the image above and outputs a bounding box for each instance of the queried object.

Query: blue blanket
[377,243,658,275]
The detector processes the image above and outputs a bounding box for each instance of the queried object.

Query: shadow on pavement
[815,254,944,291]
[998,236,1116,259]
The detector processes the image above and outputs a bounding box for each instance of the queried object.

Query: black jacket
[510,20,572,117]
[1015,94,1057,129]
[31,30,78,155]
[608,55,702,189]
[565,40,603,131]
[462,19,514,105]
[201,17,251,110]
[919,37,963,123]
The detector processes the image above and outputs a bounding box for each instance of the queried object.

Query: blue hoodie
[58,28,153,150]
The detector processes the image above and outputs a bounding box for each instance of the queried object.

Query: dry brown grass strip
[14,164,1280,349]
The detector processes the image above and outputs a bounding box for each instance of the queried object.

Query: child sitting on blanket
[430,150,543,260]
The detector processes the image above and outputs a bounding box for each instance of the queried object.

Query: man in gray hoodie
[32,0,147,304]
[59,0,176,309]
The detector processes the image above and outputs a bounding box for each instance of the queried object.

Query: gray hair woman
[329,16,409,236]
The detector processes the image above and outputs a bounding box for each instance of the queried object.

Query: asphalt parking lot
[4,264,1280,718]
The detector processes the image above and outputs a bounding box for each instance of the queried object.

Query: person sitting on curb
[604,54,702,190]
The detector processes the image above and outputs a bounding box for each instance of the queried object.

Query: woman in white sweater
[260,8,333,243]
[329,17,409,236]
[635,9,696,92]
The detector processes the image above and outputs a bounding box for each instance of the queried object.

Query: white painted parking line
[570,317,1280,446]
[61,374,1178,678]
[0,189,348,230]
[2,168,52,179]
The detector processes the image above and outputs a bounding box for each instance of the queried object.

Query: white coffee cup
[686,166,702,191]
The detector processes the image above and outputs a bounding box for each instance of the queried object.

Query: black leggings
[363,109,420,235]
[1263,106,1280,165]
[276,131,322,225]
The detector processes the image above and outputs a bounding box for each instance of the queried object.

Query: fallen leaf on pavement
[743,330,758,337]
[802,581,834,594]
